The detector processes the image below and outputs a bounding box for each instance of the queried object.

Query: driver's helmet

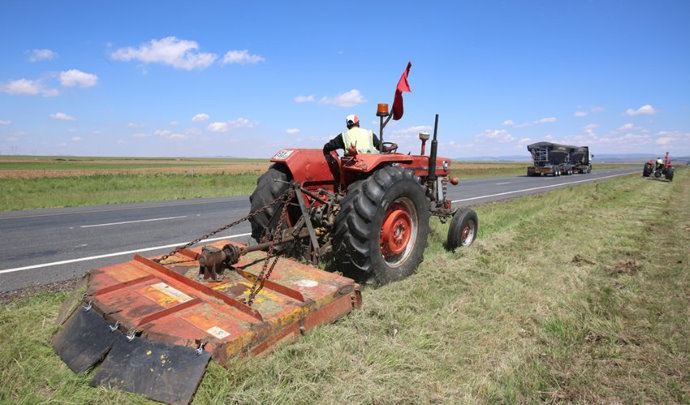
[657,158,664,165]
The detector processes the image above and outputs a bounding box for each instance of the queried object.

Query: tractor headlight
[442,160,448,171]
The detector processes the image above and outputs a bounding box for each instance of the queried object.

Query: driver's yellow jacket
[341,127,378,155]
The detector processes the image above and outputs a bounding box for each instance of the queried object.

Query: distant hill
[454,154,690,164]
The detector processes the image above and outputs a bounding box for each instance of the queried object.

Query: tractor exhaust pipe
[428,114,439,183]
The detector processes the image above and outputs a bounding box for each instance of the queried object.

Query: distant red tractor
[249,109,477,285]
[643,152,675,181]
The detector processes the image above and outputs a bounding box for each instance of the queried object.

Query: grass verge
[0,169,687,403]
[0,172,259,211]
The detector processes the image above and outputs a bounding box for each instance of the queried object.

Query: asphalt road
[0,168,637,293]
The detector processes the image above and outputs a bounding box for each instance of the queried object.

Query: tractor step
[52,240,362,404]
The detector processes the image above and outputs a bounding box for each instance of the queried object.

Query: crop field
[0,156,271,178]
[0,169,687,404]
[0,155,635,211]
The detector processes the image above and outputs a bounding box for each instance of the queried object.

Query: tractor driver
[656,157,664,168]
[323,114,396,156]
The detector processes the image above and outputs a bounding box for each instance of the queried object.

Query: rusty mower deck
[52,240,361,404]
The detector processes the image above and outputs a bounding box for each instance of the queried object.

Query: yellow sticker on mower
[150,282,193,304]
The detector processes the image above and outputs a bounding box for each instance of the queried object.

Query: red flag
[392,62,412,120]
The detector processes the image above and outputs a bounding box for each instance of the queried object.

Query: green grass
[1,168,687,403]
[0,173,260,211]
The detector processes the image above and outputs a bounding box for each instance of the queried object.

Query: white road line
[0,233,252,275]
[80,216,187,228]
[452,172,633,203]
[495,182,512,185]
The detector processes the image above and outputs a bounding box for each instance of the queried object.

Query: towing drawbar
[52,240,362,404]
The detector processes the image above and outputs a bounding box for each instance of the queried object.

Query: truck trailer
[527,142,591,176]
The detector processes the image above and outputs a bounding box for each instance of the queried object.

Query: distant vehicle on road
[643,152,674,181]
[527,142,591,176]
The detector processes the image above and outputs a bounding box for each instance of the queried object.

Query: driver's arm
[323,134,345,153]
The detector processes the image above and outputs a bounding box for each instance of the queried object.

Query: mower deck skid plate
[52,240,361,404]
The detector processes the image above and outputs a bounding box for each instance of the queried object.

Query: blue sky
[1,0,688,158]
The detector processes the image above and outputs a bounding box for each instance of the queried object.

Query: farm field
[0,170,687,403]
[0,155,636,211]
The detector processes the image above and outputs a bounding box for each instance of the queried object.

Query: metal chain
[245,187,295,306]
[154,187,292,264]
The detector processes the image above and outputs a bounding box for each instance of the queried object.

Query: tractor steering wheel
[382,142,398,154]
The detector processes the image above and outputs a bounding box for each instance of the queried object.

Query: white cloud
[591,106,605,113]
[285,128,300,135]
[168,133,186,140]
[618,123,634,130]
[504,117,556,128]
[7,136,18,141]
[27,49,58,62]
[574,111,588,117]
[111,36,218,70]
[294,95,315,103]
[154,129,171,136]
[59,69,98,87]
[132,132,151,138]
[517,137,532,146]
[192,113,210,122]
[319,89,366,107]
[222,50,265,64]
[625,104,656,116]
[128,122,145,128]
[584,123,599,136]
[479,129,514,143]
[1,79,58,97]
[656,137,673,145]
[169,121,178,126]
[71,136,82,142]
[207,117,256,132]
[50,112,76,121]
[0,120,11,125]
[208,122,229,132]
[390,125,432,137]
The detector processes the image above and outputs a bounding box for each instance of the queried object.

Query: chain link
[245,187,295,306]
[153,187,292,264]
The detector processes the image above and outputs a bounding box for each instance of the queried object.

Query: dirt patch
[0,278,80,305]
[0,162,271,178]
[572,254,597,266]
[608,259,641,275]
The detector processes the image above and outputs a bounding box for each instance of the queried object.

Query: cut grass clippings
[0,169,687,403]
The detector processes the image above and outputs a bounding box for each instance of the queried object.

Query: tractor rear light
[449,177,459,185]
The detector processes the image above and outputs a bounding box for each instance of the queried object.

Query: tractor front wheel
[446,208,478,251]
[333,166,430,285]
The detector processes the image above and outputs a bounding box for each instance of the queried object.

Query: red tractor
[643,152,675,181]
[249,107,478,285]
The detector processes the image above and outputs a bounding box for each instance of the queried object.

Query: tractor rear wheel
[333,166,430,285]
[666,166,675,181]
[249,164,293,242]
[643,163,652,177]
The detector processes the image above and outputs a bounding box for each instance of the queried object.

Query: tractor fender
[270,148,337,189]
